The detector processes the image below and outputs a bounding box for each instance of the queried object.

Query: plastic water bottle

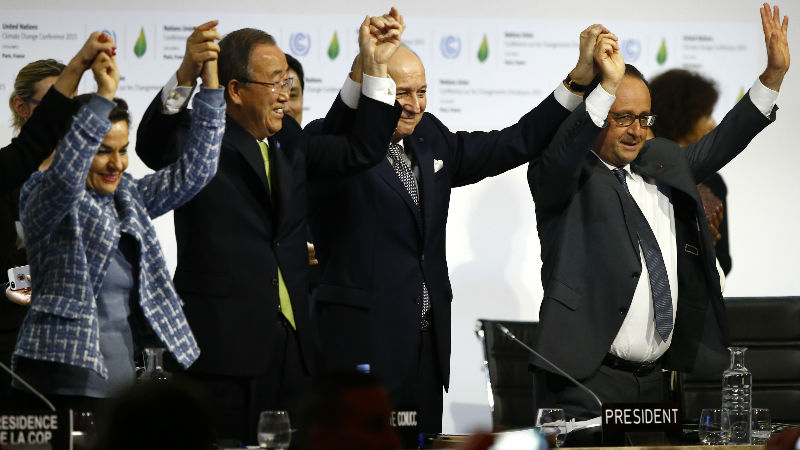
[722,347,751,444]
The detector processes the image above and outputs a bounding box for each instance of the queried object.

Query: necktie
[259,140,296,329]
[387,143,430,329]
[612,168,673,342]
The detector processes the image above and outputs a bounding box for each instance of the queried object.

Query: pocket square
[434,159,444,173]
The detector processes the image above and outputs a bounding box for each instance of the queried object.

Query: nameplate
[0,410,72,449]
[391,408,419,449]
[601,402,682,446]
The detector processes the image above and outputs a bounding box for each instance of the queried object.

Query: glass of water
[257,410,291,449]
[535,408,567,447]
[699,408,731,445]
[751,408,771,445]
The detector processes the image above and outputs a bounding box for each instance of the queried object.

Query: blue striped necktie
[612,168,673,342]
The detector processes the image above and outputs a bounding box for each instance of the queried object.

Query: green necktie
[259,140,296,329]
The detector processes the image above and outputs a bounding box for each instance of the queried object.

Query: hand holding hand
[359,7,405,78]
[759,3,790,91]
[92,51,120,101]
[594,32,625,95]
[568,24,611,89]
[55,32,116,96]
[177,20,222,87]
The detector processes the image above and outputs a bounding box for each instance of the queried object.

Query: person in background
[2,33,116,405]
[297,372,401,450]
[285,53,305,125]
[650,69,732,275]
[10,35,225,415]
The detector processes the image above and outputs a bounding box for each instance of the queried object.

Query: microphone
[495,323,602,409]
[0,360,56,411]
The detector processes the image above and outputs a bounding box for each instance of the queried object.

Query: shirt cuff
[748,78,778,118]
[553,82,584,112]
[585,84,616,128]
[361,74,396,106]
[87,94,115,119]
[160,72,195,115]
[340,75,361,110]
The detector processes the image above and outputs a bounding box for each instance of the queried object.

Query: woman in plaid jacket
[10,36,225,412]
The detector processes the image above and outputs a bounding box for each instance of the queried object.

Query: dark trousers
[186,318,310,446]
[533,361,667,420]
[415,328,444,435]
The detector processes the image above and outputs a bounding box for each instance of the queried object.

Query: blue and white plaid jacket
[14,89,225,377]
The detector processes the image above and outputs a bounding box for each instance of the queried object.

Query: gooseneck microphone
[0,360,56,411]
[495,323,602,409]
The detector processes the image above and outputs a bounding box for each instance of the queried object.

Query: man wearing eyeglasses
[527,4,789,418]
[135,18,403,445]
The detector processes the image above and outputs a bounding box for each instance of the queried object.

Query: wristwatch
[563,74,588,93]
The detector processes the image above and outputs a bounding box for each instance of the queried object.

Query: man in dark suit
[308,24,612,433]
[528,4,789,418]
[135,18,402,444]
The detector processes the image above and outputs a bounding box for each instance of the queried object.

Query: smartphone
[7,265,31,290]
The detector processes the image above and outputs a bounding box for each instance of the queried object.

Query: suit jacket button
[272,278,279,286]
[420,254,425,262]
[274,241,280,248]
[415,296,421,305]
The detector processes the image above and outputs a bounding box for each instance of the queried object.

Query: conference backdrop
[2,0,797,432]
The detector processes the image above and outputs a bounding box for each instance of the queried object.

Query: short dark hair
[285,53,305,92]
[297,372,386,449]
[75,93,130,125]
[649,69,718,141]
[218,28,277,92]
[584,63,649,99]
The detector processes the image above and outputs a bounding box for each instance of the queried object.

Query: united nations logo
[289,32,311,57]
[621,38,642,63]
[101,29,118,46]
[440,35,461,59]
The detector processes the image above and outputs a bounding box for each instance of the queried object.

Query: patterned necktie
[259,140,296,330]
[387,143,430,329]
[612,168,673,342]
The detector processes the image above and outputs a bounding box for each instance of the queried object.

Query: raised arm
[20,49,119,242]
[136,21,221,170]
[306,9,403,177]
[136,55,225,219]
[529,31,625,215]
[684,3,787,180]
[0,33,115,194]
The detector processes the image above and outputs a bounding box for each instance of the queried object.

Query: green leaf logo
[656,38,667,65]
[328,31,340,60]
[477,35,489,62]
[134,27,147,58]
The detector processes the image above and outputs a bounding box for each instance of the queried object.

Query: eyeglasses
[27,97,41,106]
[609,111,656,128]
[241,77,294,94]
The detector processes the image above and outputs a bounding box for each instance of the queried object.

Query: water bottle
[722,347,751,444]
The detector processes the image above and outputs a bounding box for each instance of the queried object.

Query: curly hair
[649,69,718,142]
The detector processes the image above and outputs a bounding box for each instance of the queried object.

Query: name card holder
[601,402,682,446]
[0,409,72,450]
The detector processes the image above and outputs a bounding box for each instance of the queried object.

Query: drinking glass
[257,410,291,449]
[751,408,771,445]
[535,408,567,447]
[699,408,731,445]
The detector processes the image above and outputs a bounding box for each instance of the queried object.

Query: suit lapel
[270,136,295,236]
[375,142,424,236]
[228,118,272,205]
[589,157,641,259]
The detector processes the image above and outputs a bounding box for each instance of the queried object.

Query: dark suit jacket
[527,93,774,380]
[307,93,569,397]
[136,94,401,376]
